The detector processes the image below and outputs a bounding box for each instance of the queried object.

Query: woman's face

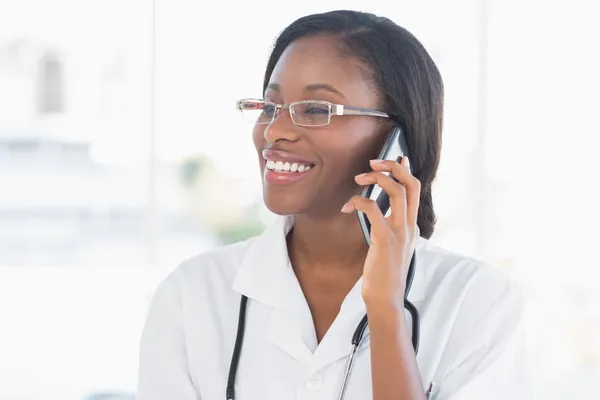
[252,34,391,217]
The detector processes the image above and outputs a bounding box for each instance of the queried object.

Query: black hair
[263,10,444,239]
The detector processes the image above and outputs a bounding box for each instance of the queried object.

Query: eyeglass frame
[235,98,390,127]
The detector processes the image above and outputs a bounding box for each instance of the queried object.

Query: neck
[288,211,368,273]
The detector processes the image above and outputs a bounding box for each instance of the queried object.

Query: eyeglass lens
[240,101,332,126]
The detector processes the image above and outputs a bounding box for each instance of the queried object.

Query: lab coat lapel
[264,306,314,364]
[232,216,292,308]
[232,216,314,364]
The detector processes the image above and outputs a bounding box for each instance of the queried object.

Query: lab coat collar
[232,215,315,364]
[232,215,429,372]
[233,215,429,306]
[232,215,294,308]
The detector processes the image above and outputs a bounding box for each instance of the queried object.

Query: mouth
[261,149,317,185]
[265,160,315,173]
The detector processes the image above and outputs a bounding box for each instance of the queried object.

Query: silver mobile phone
[357,125,411,246]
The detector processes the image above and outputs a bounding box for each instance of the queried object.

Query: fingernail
[404,156,410,170]
[369,159,384,164]
[355,173,376,184]
[341,202,354,213]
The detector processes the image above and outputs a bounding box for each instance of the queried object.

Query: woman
[136,10,531,400]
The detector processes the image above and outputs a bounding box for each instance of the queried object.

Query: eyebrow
[265,83,347,99]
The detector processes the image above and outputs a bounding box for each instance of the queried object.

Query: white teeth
[265,159,313,173]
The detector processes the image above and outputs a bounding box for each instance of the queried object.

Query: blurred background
[0,0,598,399]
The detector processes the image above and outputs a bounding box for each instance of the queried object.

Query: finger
[370,157,421,227]
[354,171,407,227]
[341,195,389,242]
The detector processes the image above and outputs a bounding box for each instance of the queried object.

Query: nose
[263,109,300,144]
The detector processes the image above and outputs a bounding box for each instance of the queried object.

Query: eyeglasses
[236,98,390,127]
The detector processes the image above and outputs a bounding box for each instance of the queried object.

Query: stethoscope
[225,251,421,400]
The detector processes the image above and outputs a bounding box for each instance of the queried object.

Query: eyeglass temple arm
[236,99,267,111]
[331,104,389,118]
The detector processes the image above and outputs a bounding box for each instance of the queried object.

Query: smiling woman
[137,10,531,400]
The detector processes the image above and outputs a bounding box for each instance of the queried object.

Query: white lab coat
[136,216,531,400]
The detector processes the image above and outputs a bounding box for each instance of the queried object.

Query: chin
[263,193,309,216]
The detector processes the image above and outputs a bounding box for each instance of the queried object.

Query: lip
[261,148,316,165]
[264,168,313,185]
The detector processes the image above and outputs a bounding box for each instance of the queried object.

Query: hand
[341,157,420,307]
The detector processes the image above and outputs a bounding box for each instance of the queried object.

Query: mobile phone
[357,125,411,246]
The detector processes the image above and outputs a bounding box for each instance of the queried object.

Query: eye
[305,106,329,115]
[298,102,330,115]
[263,102,277,115]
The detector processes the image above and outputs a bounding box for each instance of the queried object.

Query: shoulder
[420,240,523,306]
[417,240,524,340]
[150,236,259,303]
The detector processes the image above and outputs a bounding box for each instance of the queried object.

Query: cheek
[323,122,385,173]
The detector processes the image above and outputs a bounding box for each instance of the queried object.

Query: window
[37,52,65,114]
